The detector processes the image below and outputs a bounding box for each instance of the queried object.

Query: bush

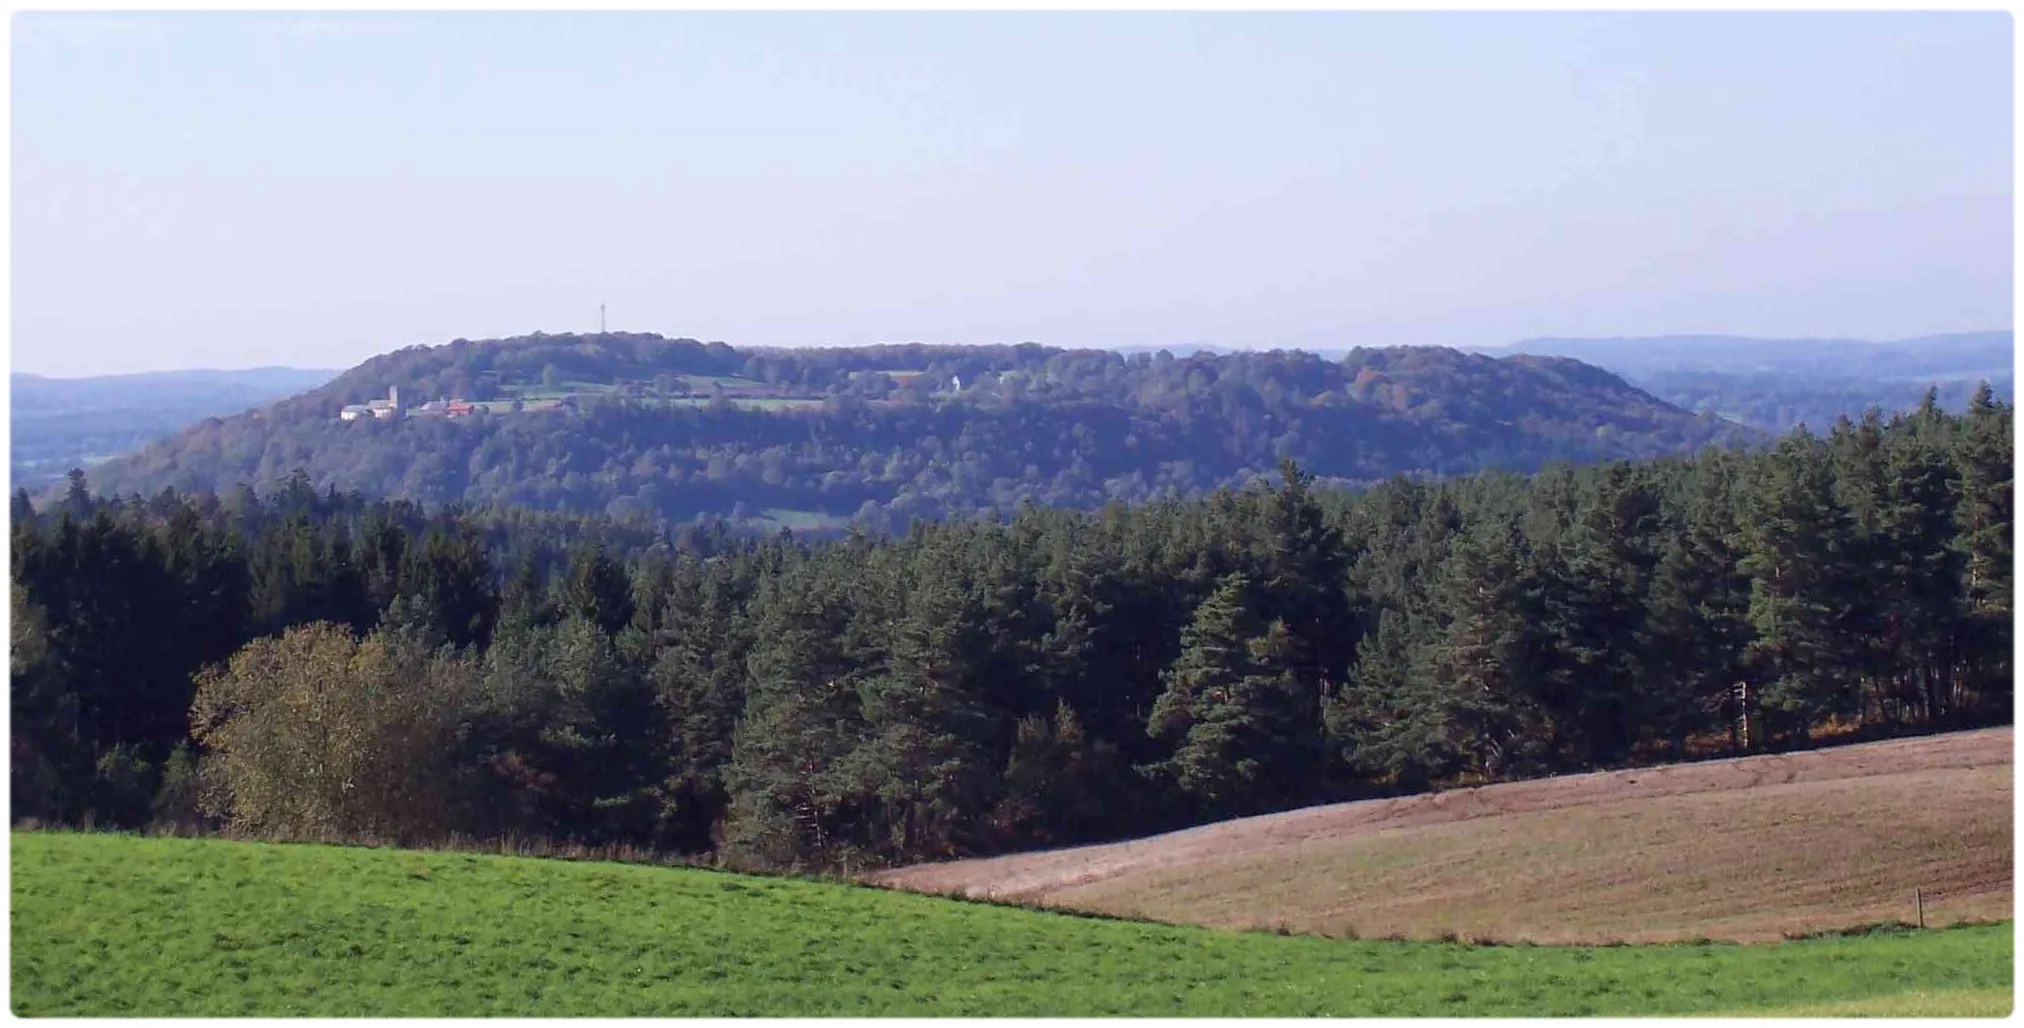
[190,622,477,842]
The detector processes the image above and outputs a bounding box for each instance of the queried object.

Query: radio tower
[600,303,607,334]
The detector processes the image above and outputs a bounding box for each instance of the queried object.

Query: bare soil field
[875,728,2014,944]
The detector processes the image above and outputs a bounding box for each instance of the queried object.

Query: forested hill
[80,333,1752,528]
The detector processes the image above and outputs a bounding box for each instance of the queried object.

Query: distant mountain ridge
[71,333,1748,528]
[1495,331,2012,379]
[12,366,341,385]
[1471,331,2012,433]
[11,366,341,489]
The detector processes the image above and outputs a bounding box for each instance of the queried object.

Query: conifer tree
[722,571,876,868]
[1534,462,1660,766]
[1421,512,1545,779]
[1954,383,2013,717]
[1147,573,1317,817]
[564,542,635,636]
[1738,436,1864,739]
[1643,456,1753,754]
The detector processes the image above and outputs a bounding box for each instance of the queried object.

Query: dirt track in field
[874,728,2014,943]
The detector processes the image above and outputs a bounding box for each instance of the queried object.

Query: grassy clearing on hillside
[757,508,853,531]
[11,832,2013,1017]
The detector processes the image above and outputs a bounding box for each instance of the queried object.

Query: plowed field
[877,729,2014,944]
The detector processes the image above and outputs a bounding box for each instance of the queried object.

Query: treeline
[12,390,2010,870]
[83,335,1749,527]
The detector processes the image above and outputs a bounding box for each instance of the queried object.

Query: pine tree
[1533,462,1659,767]
[396,524,498,649]
[60,469,93,522]
[539,615,667,842]
[848,552,996,861]
[1420,512,1546,780]
[1326,607,1443,790]
[1953,383,2012,719]
[722,571,876,869]
[1738,436,1864,740]
[1643,458,1752,756]
[1875,425,1966,724]
[563,542,635,636]
[649,565,748,852]
[1146,573,1317,817]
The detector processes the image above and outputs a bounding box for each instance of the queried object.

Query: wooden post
[1916,888,1926,929]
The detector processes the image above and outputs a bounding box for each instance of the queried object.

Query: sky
[11,11,2014,377]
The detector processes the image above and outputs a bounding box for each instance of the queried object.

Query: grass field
[1730,987,2015,1017]
[658,396,828,412]
[753,507,853,531]
[10,832,2013,1016]
[880,728,2014,944]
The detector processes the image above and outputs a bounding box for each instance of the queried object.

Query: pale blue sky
[12,11,2013,376]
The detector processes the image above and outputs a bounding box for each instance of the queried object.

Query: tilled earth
[874,728,2014,943]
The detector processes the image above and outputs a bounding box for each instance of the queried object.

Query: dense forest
[80,334,1752,530]
[13,388,2009,870]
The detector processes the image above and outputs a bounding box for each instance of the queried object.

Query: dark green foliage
[1146,574,1318,817]
[10,396,2012,868]
[1739,436,1867,738]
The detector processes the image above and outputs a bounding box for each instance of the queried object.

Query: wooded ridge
[77,333,1755,529]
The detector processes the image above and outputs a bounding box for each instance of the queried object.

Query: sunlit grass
[11,832,2012,1017]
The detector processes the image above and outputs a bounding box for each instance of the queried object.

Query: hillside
[10,367,339,488]
[75,333,1752,527]
[1489,332,2014,433]
[10,832,2011,1016]
[877,729,2015,945]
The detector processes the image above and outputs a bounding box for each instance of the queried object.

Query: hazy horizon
[12,328,2021,381]
[14,11,2013,377]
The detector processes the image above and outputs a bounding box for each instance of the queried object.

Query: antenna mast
[600,303,607,334]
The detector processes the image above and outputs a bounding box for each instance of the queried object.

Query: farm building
[340,386,404,421]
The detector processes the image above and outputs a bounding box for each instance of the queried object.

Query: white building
[342,386,405,421]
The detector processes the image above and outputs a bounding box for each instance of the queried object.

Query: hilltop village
[338,386,477,421]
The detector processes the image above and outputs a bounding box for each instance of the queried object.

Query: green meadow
[11,832,2012,1017]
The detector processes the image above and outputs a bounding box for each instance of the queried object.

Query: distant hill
[75,333,1753,527]
[1501,331,2012,378]
[11,366,340,488]
[1483,332,2013,433]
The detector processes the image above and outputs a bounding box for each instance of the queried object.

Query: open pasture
[10,832,2011,1016]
